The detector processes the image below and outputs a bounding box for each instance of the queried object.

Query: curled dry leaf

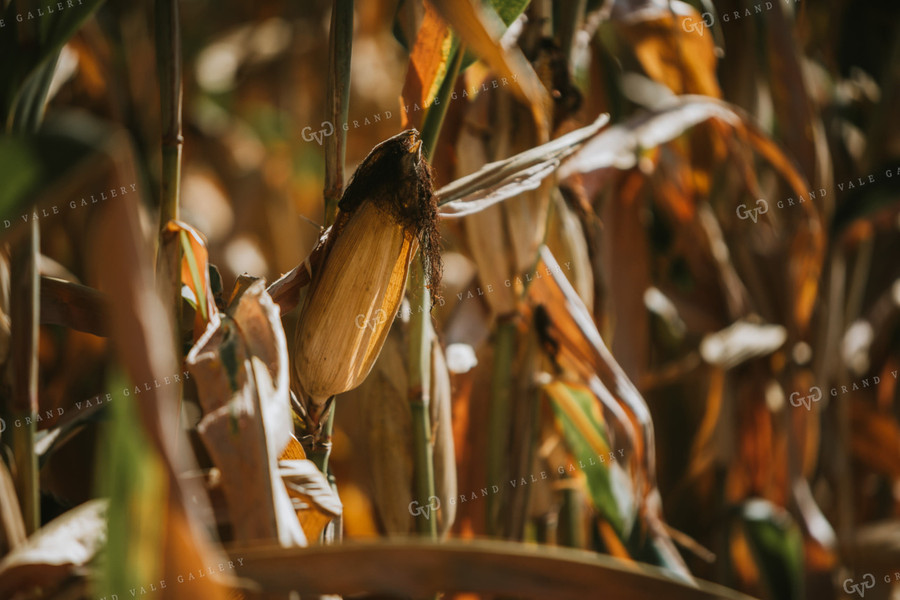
[280,459,343,542]
[528,246,690,578]
[400,0,454,131]
[438,113,610,215]
[188,279,307,547]
[160,220,221,339]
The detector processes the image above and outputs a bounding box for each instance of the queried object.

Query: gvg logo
[736,199,769,223]
[355,308,388,331]
[301,121,334,146]
[844,574,876,598]
[789,386,822,411]
[681,12,715,36]
[409,496,441,520]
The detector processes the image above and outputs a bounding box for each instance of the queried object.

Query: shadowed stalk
[486,318,516,537]
[558,486,584,548]
[9,222,40,535]
[555,0,586,64]
[154,0,184,367]
[506,334,541,540]
[324,0,353,227]
[408,261,437,539]
[308,401,335,474]
[407,46,464,540]
[312,0,353,545]
[420,46,464,162]
[4,0,64,535]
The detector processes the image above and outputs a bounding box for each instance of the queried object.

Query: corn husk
[292,129,440,418]
[457,80,551,318]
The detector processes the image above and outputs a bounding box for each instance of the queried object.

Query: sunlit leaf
[543,380,634,539]
[429,0,550,133]
[161,220,220,336]
[188,279,307,547]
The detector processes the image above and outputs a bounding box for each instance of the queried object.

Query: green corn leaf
[0,0,106,122]
[738,499,805,600]
[544,380,635,540]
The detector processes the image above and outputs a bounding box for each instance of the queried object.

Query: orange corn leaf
[400,1,453,130]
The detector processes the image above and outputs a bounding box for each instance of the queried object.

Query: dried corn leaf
[543,381,635,540]
[529,247,652,489]
[428,0,551,133]
[161,220,220,336]
[337,319,456,536]
[529,247,690,578]
[0,499,106,598]
[90,136,231,600]
[560,96,824,333]
[281,459,343,541]
[610,0,721,97]
[188,279,306,546]
[457,80,552,316]
[438,113,610,215]
[231,539,757,599]
[336,326,413,535]
[400,0,454,130]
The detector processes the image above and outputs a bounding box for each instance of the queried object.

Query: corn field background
[0,0,898,598]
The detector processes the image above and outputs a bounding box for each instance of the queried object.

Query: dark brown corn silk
[338,128,442,298]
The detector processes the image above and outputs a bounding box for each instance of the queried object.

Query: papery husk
[292,129,441,416]
[458,82,551,318]
[293,201,416,404]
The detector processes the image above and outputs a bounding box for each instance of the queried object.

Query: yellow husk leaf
[293,201,416,402]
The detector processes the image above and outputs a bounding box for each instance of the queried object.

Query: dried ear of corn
[457,81,551,318]
[292,129,441,420]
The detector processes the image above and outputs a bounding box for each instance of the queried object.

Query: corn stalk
[4,0,65,535]
[307,0,353,545]
[154,0,183,364]
[323,0,353,227]
[408,45,464,540]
